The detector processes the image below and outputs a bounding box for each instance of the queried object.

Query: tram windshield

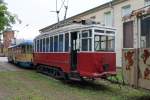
[94,28,115,52]
[94,35,115,51]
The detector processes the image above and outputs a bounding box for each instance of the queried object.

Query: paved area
[0,57,23,72]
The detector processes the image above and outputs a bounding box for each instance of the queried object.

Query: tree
[0,0,20,44]
[0,0,17,32]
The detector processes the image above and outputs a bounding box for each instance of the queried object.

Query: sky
[5,0,111,40]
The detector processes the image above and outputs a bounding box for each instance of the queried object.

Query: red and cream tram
[33,22,116,80]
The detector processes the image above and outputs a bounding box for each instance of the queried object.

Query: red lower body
[33,52,116,78]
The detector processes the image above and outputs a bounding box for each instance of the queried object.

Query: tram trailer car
[8,41,33,68]
[33,23,116,80]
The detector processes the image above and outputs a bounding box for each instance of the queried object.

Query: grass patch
[0,70,149,100]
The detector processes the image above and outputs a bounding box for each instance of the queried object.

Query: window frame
[80,30,92,52]
[122,5,132,17]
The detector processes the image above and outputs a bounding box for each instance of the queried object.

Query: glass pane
[104,11,112,26]
[122,5,131,17]
[89,30,92,37]
[54,36,58,52]
[82,39,88,51]
[94,35,106,51]
[107,36,115,51]
[43,38,45,52]
[94,30,104,33]
[65,33,69,52]
[106,31,115,34]
[59,34,63,52]
[89,39,92,51]
[40,39,42,52]
[101,36,106,50]
[50,37,53,52]
[34,40,36,52]
[46,38,49,52]
[95,35,101,51]
[82,31,88,38]
[37,40,39,52]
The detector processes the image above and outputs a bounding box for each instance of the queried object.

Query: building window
[145,0,150,6]
[65,33,69,52]
[122,5,131,17]
[59,34,64,52]
[104,11,112,27]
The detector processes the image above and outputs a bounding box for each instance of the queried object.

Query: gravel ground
[0,57,23,72]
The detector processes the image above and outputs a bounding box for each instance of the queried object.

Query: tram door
[70,32,78,71]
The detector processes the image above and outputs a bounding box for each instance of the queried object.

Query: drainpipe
[109,0,114,27]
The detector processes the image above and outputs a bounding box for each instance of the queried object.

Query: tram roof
[8,40,33,48]
[36,23,116,39]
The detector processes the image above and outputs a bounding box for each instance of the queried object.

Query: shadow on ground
[61,80,113,92]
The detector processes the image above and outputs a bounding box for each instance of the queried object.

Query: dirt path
[0,57,23,72]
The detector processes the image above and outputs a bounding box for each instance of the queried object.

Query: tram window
[46,38,49,52]
[107,36,115,51]
[40,39,42,52]
[22,45,26,53]
[94,35,114,51]
[27,45,32,54]
[59,34,63,52]
[101,36,107,50]
[106,31,115,34]
[81,30,92,51]
[95,35,106,51]
[43,38,46,52]
[37,40,40,52]
[34,40,36,52]
[82,39,88,51]
[65,33,69,52]
[94,30,104,33]
[82,32,88,37]
[89,39,92,51]
[50,37,53,52]
[54,36,58,52]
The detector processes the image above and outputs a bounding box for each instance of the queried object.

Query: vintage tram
[33,22,116,80]
[8,40,33,68]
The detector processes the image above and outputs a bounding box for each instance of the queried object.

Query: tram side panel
[33,52,116,78]
[33,53,70,73]
[77,52,116,78]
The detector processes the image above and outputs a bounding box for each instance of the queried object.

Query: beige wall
[74,0,145,67]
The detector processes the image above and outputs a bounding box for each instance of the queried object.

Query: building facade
[3,28,15,56]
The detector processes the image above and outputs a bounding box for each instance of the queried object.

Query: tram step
[69,71,81,81]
